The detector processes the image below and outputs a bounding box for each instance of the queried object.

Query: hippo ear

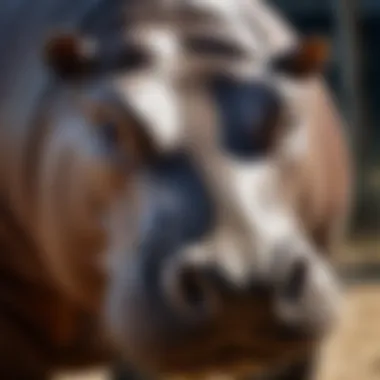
[43,31,99,79]
[271,36,330,79]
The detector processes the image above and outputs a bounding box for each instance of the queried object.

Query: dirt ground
[314,284,380,380]
[55,283,380,380]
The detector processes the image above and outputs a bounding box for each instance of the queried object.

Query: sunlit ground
[314,237,380,380]
[56,240,380,380]
[315,284,380,380]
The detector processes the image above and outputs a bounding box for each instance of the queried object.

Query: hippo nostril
[163,262,218,321]
[281,259,308,303]
[178,267,208,311]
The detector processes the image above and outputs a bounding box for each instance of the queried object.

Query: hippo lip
[126,308,319,377]
[149,335,315,378]
[159,349,309,379]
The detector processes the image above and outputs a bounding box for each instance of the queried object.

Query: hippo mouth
[114,270,325,379]
[155,346,313,379]
[139,325,317,378]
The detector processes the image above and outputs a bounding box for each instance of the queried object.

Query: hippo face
[34,0,342,377]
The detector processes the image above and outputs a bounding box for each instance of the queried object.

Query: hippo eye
[86,97,157,167]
